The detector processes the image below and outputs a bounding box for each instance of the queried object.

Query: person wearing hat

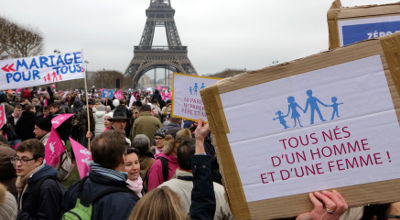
[33,117,52,146]
[151,128,166,156]
[109,107,131,145]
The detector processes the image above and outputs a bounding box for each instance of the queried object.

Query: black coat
[190,155,216,220]
[16,111,36,141]
[17,165,65,219]
[62,170,138,220]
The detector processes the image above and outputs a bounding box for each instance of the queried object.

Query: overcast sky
[1,0,398,76]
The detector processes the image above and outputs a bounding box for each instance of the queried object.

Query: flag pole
[84,61,91,150]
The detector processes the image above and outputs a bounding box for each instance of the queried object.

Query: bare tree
[0,16,43,59]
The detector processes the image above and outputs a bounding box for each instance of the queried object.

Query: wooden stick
[84,63,91,150]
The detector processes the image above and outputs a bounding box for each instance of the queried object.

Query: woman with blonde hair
[129,186,186,220]
[147,128,192,191]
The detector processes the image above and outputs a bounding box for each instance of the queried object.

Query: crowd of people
[0,86,398,219]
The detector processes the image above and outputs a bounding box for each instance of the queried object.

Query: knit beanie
[0,184,17,220]
[35,117,52,132]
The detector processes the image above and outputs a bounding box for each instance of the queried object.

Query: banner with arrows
[0,51,85,90]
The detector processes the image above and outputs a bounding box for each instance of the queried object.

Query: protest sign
[108,89,114,99]
[115,90,123,100]
[0,104,6,129]
[51,114,74,129]
[70,137,92,179]
[328,2,400,49]
[201,33,400,219]
[101,89,108,99]
[45,128,66,167]
[0,51,85,90]
[128,94,136,108]
[172,72,220,122]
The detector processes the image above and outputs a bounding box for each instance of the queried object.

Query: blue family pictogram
[273,89,343,129]
[189,82,206,96]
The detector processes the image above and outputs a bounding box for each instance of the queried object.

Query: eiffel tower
[125,0,197,88]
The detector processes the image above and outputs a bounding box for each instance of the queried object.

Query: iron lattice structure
[125,0,197,88]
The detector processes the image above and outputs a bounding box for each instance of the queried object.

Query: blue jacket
[17,164,65,220]
[62,170,138,220]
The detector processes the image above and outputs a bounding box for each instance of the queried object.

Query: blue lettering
[52,66,60,74]
[68,65,77,73]
[39,56,50,68]
[73,52,83,64]
[13,72,22,82]
[61,66,68,74]
[22,71,31,81]
[6,73,12,83]
[16,60,29,71]
[33,70,40,80]
[64,53,73,64]
[56,55,65,66]
[48,55,55,66]
[29,59,39,69]
[75,64,82,72]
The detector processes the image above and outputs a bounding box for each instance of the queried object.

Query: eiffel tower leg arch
[133,63,185,89]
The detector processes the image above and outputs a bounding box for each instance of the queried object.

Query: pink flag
[44,99,48,107]
[167,90,172,100]
[13,142,20,150]
[0,104,6,129]
[51,113,74,129]
[45,128,66,167]
[115,90,123,100]
[70,137,92,179]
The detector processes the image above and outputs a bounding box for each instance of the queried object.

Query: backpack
[31,176,64,215]
[143,156,169,193]
[62,177,131,220]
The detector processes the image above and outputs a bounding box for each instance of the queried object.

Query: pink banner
[156,85,162,91]
[115,90,123,100]
[16,88,23,94]
[45,128,66,167]
[70,137,92,179]
[51,113,74,129]
[0,104,6,129]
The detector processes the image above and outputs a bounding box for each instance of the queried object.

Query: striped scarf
[90,163,128,182]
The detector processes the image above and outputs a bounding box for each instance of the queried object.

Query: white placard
[220,55,400,202]
[172,72,220,121]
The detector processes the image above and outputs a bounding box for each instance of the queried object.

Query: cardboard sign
[0,51,85,90]
[172,72,220,122]
[201,33,400,219]
[70,137,92,179]
[328,2,400,49]
[0,104,6,129]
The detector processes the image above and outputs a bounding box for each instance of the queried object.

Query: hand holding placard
[297,190,348,220]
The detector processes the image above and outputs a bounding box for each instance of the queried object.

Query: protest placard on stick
[172,72,220,122]
[328,2,400,49]
[0,51,85,89]
[201,33,400,219]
